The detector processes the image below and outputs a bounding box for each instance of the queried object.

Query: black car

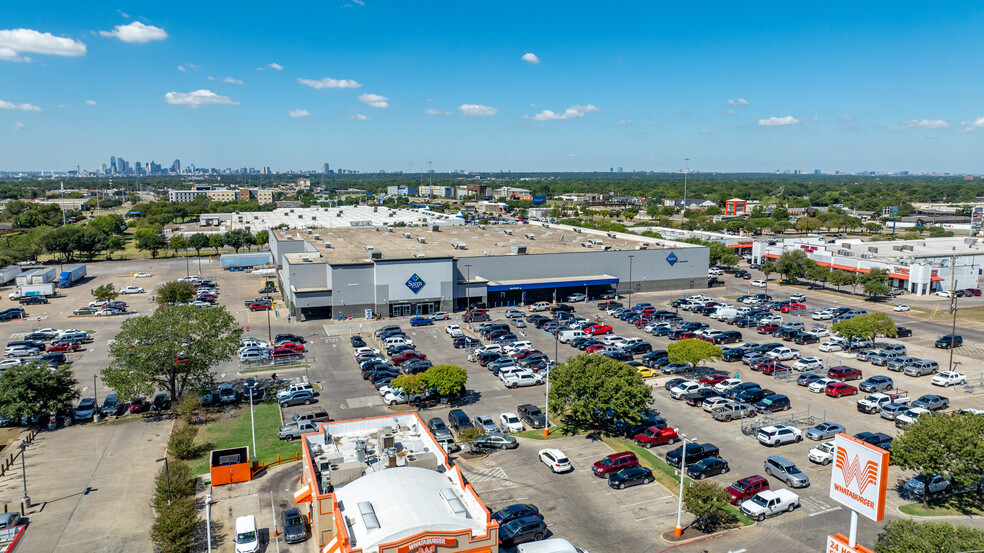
[448,409,474,432]
[754,394,791,413]
[491,503,541,525]
[603,350,632,361]
[686,457,730,480]
[452,336,481,349]
[463,312,491,323]
[854,431,893,450]
[349,335,366,347]
[402,359,432,373]
[713,331,744,345]
[735,387,772,404]
[793,332,819,345]
[499,516,548,547]
[550,303,575,313]
[151,393,171,411]
[282,507,309,544]
[935,335,961,348]
[19,296,48,305]
[25,331,57,341]
[608,466,654,489]
[896,327,912,338]
[722,346,754,362]
[518,404,546,429]
[684,389,724,407]
[622,341,653,354]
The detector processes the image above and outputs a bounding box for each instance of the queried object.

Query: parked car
[687,457,730,480]
[472,432,519,450]
[859,375,894,393]
[538,448,572,473]
[806,422,846,441]
[764,455,810,488]
[935,335,963,348]
[282,507,309,544]
[757,425,803,447]
[491,504,541,525]
[608,466,655,489]
[279,390,315,407]
[931,371,967,387]
[592,451,640,477]
[726,475,770,505]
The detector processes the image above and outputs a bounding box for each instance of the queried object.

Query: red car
[751,358,781,372]
[46,342,80,353]
[827,366,862,381]
[586,324,613,336]
[585,344,609,353]
[248,303,270,311]
[276,342,305,352]
[826,382,858,398]
[760,362,790,376]
[634,426,679,448]
[639,308,656,317]
[699,373,730,386]
[726,475,770,505]
[780,302,806,313]
[966,288,982,296]
[392,351,426,365]
[129,397,149,413]
[756,323,780,334]
[633,318,652,328]
[272,347,302,358]
[511,349,541,360]
[697,334,716,343]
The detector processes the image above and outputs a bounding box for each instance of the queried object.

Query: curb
[657,523,754,547]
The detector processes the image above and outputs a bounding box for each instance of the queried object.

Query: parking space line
[635,512,676,521]
[808,506,842,517]
[620,496,672,507]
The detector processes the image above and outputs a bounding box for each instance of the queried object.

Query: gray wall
[270,234,313,268]
[331,264,375,312]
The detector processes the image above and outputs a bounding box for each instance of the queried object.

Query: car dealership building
[269,222,708,319]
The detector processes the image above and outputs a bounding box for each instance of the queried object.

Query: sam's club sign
[405,273,426,294]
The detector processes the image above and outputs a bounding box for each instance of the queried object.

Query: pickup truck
[739,489,799,521]
[278,419,317,441]
[857,392,910,414]
[712,401,756,422]
[291,408,331,424]
[665,442,720,468]
[445,324,464,337]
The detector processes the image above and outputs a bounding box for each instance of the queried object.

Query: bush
[176,394,202,425]
[150,497,198,553]
[683,480,740,532]
[152,459,197,512]
[167,425,200,460]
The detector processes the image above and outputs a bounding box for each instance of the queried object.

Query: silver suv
[904,360,939,377]
[764,455,810,488]
[887,356,916,372]
[869,350,900,366]
[881,343,907,355]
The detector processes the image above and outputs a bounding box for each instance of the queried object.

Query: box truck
[9,283,56,300]
[0,265,22,285]
[58,264,86,287]
[30,267,57,285]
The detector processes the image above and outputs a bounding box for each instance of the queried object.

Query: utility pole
[948,252,958,371]
[683,158,690,211]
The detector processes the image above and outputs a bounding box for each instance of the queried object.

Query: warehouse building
[292,414,499,553]
[199,206,460,233]
[270,222,707,318]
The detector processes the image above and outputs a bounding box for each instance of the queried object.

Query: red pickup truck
[633,426,679,448]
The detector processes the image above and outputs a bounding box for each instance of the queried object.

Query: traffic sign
[246,327,250,332]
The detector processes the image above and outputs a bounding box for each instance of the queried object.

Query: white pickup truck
[445,324,464,337]
[857,392,910,414]
[739,489,799,521]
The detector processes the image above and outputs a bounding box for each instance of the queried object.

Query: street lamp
[674,433,689,537]
[155,456,172,505]
[246,380,258,461]
[19,443,29,511]
[627,255,635,307]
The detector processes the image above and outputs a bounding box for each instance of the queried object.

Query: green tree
[771,207,789,221]
[775,249,810,282]
[891,415,960,508]
[150,497,199,553]
[208,234,224,255]
[390,374,428,402]
[421,364,468,397]
[682,480,740,531]
[831,312,897,343]
[93,283,118,302]
[760,260,776,282]
[102,305,242,400]
[547,354,652,434]
[254,229,269,245]
[875,519,984,553]
[152,459,197,512]
[865,222,883,233]
[0,362,80,420]
[168,234,187,256]
[667,338,723,367]
[42,224,82,261]
[187,233,210,258]
[725,219,745,233]
[828,269,856,292]
[863,268,891,299]
[135,228,166,258]
[805,263,830,289]
[223,229,252,253]
[156,281,196,305]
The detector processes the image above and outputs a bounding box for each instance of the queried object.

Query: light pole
[948,253,958,371]
[247,380,258,461]
[627,255,635,307]
[93,374,99,422]
[267,306,272,344]
[544,333,557,437]
[683,158,690,210]
[155,456,171,505]
[464,264,472,309]
[19,443,29,511]
[674,433,688,537]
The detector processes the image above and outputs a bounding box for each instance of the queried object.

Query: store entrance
[390,303,412,317]
[415,302,436,315]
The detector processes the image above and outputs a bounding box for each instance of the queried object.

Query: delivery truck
[30,267,57,285]
[58,264,86,287]
[9,283,56,300]
[0,265,22,285]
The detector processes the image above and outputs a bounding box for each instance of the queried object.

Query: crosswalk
[458,461,510,483]
[799,495,841,516]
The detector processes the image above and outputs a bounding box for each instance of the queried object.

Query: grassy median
[189,401,301,476]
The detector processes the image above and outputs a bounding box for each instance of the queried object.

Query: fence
[250,452,303,478]
[740,405,826,437]
[0,428,37,479]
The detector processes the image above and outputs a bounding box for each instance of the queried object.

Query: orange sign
[829,434,889,521]
[397,537,457,553]
[826,533,876,553]
[893,266,909,275]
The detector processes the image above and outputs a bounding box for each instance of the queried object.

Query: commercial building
[200,206,460,234]
[293,414,499,553]
[270,222,707,318]
[168,187,274,204]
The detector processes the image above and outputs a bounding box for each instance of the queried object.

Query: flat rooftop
[201,206,462,232]
[276,222,697,264]
[827,236,984,261]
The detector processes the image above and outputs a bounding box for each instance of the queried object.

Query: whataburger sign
[829,433,889,521]
[396,537,457,553]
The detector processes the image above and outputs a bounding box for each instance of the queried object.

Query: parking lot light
[674,433,688,537]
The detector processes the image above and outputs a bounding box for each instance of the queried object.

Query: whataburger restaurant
[292,413,500,553]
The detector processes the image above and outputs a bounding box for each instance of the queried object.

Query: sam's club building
[269,222,707,319]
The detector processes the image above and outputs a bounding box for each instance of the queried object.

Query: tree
[223,229,252,253]
[102,305,242,400]
[760,260,776,282]
[254,229,269,245]
[805,263,830,289]
[775,249,810,282]
[156,281,196,305]
[863,268,891,299]
[168,235,187,256]
[708,242,739,267]
[390,374,428,403]
[667,338,723,367]
[151,497,199,553]
[0,362,79,420]
[891,415,960,508]
[208,234,224,255]
[187,233,210,258]
[832,312,897,343]
[421,364,468,397]
[829,269,856,291]
[93,283,118,302]
[547,354,652,433]
[771,207,789,221]
[875,519,984,553]
[682,480,740,532]
[42,224,82,261]
[865,222,883,233]
[135,229,166,258]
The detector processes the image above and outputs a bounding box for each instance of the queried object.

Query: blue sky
[2,1,984,173]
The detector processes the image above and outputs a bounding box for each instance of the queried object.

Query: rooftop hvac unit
[591,239,605,245]
[607,232,616,238]
[573,228,581,233]
[841,243,852,248]
[417,236,427,243]
[867,247,879,253]
[635,244,649,250]
[368,250,382,260]
[603,245,613,251]
[581,242,592,248]
[403,232,412,238]
[503,229,513,235]
[386,228,393,232]
[452,242,467,250]
[414,252,426,258]
[430,223,440,232]
[511,244,528,254]
[525,233,535,240]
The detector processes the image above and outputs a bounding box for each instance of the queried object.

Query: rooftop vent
[635,244,649,250]
[451,241,467,250]
[607,232,617,238]
[413,252,426,258]
[417,236,427,243]
[572,228,581,233]
[867,247,879,253]
[525,233,535,240]
[511,244,528,254]
[440,488,468,517]
[503,229,513,235]
[358,502,380,530]
[483,250,494,256]
[581,242,592,248]
[403,232,412,239]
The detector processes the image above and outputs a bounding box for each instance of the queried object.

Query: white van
[557,329,586,343]
[234,515,260,553]
[517,538,590,553]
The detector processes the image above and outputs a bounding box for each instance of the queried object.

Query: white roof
[334,467,488,553]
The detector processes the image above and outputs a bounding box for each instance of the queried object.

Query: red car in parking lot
[757,323,780,334]
[966,288,982,296]
[780,302,806,313]
[699,373,730,386]
[827,366,862,381]
[760,362,790,376]
[585,324,613,335]
[585,344,609,353]
[248,303,270,311]
[129,397,150,413]
[826,382,858,397]
[392,351,426,365]
[276,342,305,352]
[46,342,80,353]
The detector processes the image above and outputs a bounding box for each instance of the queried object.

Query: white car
[936,290,951,298]
[896,407,931,427]
[757,424,803,447]
[750,280,767,288]
[818,341,843,352]
[134,272,151,278]
[670,381,704,399]
[89,300,108,308]
[789,294,806,302]
[433,312,449,321]
[702,396,733,413]
[808,327,830,338]
[808,378,841,393]
[808,441,837,465]
[713,378,743,393]
[383,389,427,405]
[505,309,525,319]
[120,286,145,294]
[445,324,463,337]
[766,347,800,361]
[931,371,967,387]
[645,322,670,333]
[539,448,572,473]
[499,413,524,433]
[793,357,824,372]
[0,358,23,368]
[893,304,910,312]
[812,310,834,321]
[352,347,380,358]
[759,315,783,325]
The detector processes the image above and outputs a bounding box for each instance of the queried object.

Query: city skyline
[3,2,984,173]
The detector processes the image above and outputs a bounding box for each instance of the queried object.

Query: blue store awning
[485,274,619,292]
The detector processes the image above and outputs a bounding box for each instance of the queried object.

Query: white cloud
[164,89,239,108]
[424,108,451,115]
[727,110,735,115]
[351,113,368,120]
[903,119,949,129]
[838,114,855,121]
[526,104,600,121]
[615,119,632,125]
[117,9,130,18]
[522,52,540,64]
[0,28,86,61]
[11,122,23,130]
[288,109,310,118]
[961,116,984,132]
[207,76,215,80]
[802,115,819,121]
[701,129,716,134]
[177,65,186,72]
[57,104,68,108]
[758,115,800,127]
[298,77,361,89]
[673,108,687,114]
[459,104,498,116]
[352,0,366,5]
[99,21,167,43]
[0,99,42,112]
[269,62,283,70]
[728,98,749,106]
[358,93,389,108]
[85,99,97,105]
[223,76,243,85]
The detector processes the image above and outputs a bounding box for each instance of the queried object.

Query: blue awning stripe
[486,277,619,292]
